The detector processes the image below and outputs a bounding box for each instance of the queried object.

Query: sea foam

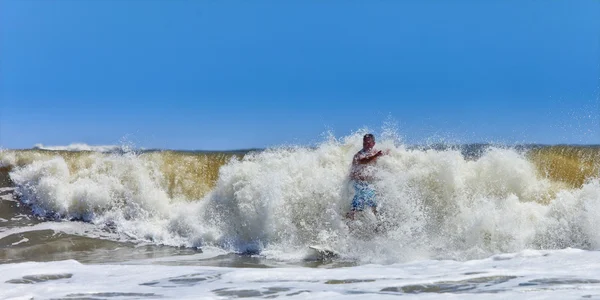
[5,132,600,263]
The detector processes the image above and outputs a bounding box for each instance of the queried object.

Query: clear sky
[1,0,599,150]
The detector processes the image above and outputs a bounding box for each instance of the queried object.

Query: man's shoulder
[354,149,366,157]
[359,148,377,154]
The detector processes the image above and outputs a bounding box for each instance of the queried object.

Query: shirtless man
[347,133,387,220]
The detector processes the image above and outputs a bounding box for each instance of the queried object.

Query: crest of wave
[33,143,125,152]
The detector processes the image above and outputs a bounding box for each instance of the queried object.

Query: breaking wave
[1,132,599,263]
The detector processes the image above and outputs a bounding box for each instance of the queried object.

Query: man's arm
[356,150,383,164]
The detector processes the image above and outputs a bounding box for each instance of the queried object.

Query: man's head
[363,134,375,150]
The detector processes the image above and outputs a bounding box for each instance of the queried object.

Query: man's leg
[348,183,366,220]
[371,206,377,215]
[346,210,357,220]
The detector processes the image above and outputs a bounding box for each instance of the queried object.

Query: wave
[2,134,600,263]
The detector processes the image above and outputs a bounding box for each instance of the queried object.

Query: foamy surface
[3,249,600,299]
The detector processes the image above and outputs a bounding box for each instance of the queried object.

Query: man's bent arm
[356,151,382,164]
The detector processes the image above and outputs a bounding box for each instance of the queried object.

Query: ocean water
[1,132,600,299]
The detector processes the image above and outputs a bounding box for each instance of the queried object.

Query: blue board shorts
[351,181,377,211]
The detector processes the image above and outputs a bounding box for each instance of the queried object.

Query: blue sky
[1,0,599,150]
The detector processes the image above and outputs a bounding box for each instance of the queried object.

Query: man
[346,133,387,220]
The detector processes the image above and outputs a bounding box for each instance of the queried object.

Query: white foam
[0,188,17,202]
[32,143,123,152]
[11,238,28,246]
[0,151,16,168]
[2,249,600,299]
[0,220,134,246]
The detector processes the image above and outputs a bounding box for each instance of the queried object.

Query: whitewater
[1,131,600,299]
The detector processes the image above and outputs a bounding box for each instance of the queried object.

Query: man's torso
[351,148,378,182]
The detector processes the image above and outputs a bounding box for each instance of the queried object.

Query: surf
[1,132,599,264]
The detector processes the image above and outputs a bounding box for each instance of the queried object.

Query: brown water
[1,146,598,198]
